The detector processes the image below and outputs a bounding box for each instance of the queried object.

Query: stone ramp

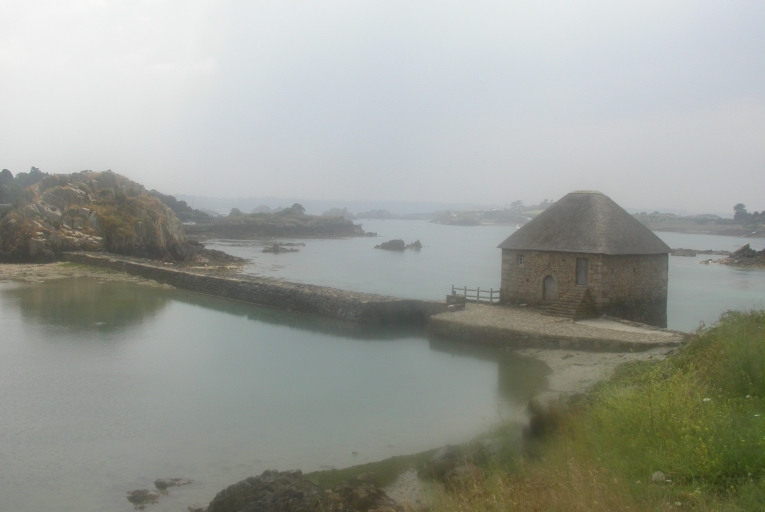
[429,304,685,352]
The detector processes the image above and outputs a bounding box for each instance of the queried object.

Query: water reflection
[0,276,551,512]
[1,277,426,340]
[3,278,171,331]
[429,338,551,406]
[160,288,427,341]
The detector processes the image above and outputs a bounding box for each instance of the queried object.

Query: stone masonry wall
[500,250,668,327]
[598,253,668,327]
[64,252,446,326]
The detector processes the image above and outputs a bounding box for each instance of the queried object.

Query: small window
[576,258,588,285]
[517,253,525,265]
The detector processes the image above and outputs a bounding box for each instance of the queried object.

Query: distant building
[497,191,671,327]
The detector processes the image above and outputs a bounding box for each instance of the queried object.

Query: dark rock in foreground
[206,469,400,512]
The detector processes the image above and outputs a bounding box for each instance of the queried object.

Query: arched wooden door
[543,275,556,300]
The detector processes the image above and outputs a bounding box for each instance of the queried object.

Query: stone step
[540,293,597,320]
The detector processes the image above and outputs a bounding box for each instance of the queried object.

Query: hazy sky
[1,1,763,212]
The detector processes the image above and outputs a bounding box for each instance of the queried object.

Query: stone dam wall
[64,252,447,326]
[428,315,677,352]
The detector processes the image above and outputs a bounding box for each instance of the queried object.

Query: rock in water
[374,239,406,251]
[154,478,192,491]
[0,170,194,262]
[126,489,160,509]
[405,240,422,250]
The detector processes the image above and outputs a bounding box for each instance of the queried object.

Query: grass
[427,310,764,512]
[305,448,438,489]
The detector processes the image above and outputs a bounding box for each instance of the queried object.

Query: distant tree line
[228,203,305,217]
[734,204,764,226]
[148,190,210,222]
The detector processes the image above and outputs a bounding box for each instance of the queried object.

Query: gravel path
[430,304,685,352]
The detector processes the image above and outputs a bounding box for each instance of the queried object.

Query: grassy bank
[431,310,764,511]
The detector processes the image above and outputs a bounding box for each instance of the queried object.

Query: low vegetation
[430,200,554,226]
[429,310,764,511]
[633,204,764,237]
[184,204,369,238]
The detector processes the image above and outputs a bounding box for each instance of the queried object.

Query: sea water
[0,278,546,511]
[206,220,765,332]
[2,222,763,510]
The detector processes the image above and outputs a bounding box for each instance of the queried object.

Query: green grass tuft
[428,310,765,511]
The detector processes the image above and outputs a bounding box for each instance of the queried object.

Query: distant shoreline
[652,226,764,238]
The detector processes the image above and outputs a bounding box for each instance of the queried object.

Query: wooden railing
[451,285,500,304]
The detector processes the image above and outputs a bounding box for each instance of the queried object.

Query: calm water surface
[0,278,547,512]
[2,223,763,511]
[207,220,765,332]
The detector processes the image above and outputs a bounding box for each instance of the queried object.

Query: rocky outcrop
[374,240,423,251]
[262,243,301,253]
[716,243,765,267]
[0,171,194,262]
[375,239,406,251]
[205,470,400,512]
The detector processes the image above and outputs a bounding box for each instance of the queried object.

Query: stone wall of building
[500,250,668,327]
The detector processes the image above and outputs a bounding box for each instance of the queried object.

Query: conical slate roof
[498,191,671,255]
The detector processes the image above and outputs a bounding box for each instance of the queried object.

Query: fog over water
[1,1,763,212]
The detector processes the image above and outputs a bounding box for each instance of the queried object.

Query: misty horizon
[1,1,763,213]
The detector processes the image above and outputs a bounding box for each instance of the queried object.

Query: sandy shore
[516,345,675,403]
[0,261,165,286]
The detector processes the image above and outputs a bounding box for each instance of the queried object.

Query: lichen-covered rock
[0,171,194,262]
[206,470,400,512]
[206,470,320,512]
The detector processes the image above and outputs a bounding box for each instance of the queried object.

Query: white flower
[702,398,711,402]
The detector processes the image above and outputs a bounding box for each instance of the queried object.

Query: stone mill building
[498,191,671,327]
